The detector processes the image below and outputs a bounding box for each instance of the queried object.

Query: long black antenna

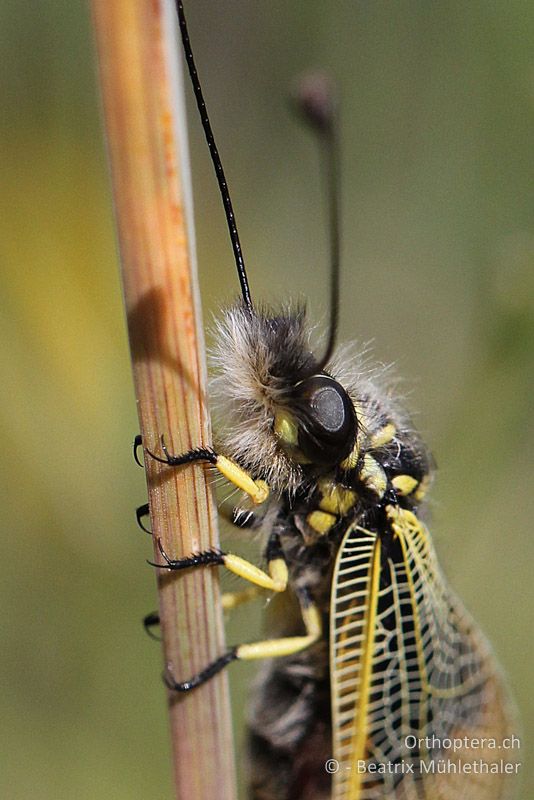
[294,73,340,371]
[176,0,253,310]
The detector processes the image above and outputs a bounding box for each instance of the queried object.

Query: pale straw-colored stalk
[91,2,237,797]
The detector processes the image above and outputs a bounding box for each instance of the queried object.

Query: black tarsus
[143,611,161,641]
[175,0,253,311]
[133,434,144,467]
[293,73,341,372]
[164,647,239,692]
[146,434,218,467]
[136,503,151,535]
[148,537,225,571]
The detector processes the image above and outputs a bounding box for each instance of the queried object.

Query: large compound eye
[293,374,357,465]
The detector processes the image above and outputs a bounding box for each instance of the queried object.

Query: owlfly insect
[135,3,519,798]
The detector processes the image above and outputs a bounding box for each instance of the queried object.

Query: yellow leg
[164,597,321,692]
[219,553,288,592]
[144,436,270,505]
[216,455,269,505]
[236,602,322,661]
[154,540,289,593]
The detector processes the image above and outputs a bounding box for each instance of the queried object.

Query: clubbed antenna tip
[292,71,337,134]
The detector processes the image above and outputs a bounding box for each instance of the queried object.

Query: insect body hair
[210,302,429,499]
[210,303,314,496]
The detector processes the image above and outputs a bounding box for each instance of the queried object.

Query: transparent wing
[330,507,517,800]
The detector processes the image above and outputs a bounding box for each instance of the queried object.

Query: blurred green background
[1,1,533,798]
